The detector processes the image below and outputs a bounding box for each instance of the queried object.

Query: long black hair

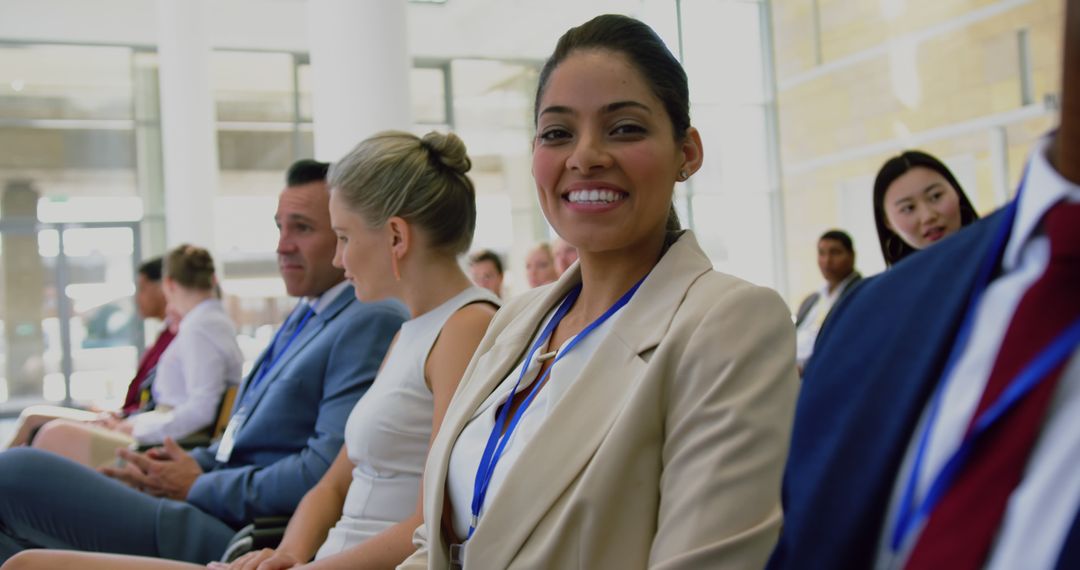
[872,150,979,266]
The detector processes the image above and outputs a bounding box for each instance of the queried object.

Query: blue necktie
[248,302,315,394]
[270,303,312,358]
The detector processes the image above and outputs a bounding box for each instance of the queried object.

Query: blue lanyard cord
[467,276,646,539]
[890,197,1017,551]
[891,181,1080,552]
[244,304,316,404]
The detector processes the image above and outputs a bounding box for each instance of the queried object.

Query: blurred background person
[794,230,861,373]
[524,242,558,288]
[873,150,980,267]
[4,257,176,449]
[469,249,504,298]
[551,237,578,275]
[29,244,243,468]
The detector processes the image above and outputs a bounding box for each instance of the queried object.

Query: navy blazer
[187,285,408,528]
[769,209,1080,570]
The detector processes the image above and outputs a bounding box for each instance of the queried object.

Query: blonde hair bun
[329,130,478,256]
[421,131,472,177]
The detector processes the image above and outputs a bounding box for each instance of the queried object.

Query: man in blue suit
[769,6,1079,569]
[0,160,408,563]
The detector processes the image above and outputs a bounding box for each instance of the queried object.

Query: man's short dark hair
[470,249,504,275]
[286,159,330,187]
[137,256,164,282]
[819,230,854,254]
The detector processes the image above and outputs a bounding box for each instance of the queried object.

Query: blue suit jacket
[768,209,1080,569]
[187,285,408,528]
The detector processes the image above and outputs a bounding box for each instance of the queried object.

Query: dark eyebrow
[537,100,653,118]
[604,100,651,114]
[921,182,943,194]
[538,105,574,118]
[277,213,317,225]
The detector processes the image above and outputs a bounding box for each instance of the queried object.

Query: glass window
[448,59,540,296]
[412,66,448,126]
[0,45,134,121]
[0,220,142,411]
[297,62,314,122]
[681,0,766,106]
[0,43,151,411]
[211,51,296,123]
[678,0,782,289]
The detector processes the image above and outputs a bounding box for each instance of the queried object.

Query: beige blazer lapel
[418,271,583,565]
[436,232,715,567]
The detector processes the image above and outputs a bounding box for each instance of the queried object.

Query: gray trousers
[0,448,235,564]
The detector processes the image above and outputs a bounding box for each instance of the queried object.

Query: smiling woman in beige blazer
[400,14,799,570]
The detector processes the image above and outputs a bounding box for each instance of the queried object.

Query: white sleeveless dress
[315,286,499,559]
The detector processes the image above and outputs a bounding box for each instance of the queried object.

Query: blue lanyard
[243,304,315,403]
[467,276,646,539]
[890,184,1080,552]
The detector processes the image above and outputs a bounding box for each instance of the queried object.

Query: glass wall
[678,0,785,291]
[0,44,147,413]
[449,59,539,296]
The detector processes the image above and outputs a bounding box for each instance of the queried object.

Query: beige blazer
[400,231,798,569]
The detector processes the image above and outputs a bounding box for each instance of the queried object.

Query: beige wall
[772,0,1063,305]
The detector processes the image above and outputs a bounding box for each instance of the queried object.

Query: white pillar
[307,0,412,162]
[156,0,218,250]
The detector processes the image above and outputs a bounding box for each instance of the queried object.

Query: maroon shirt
[121,326,177,414]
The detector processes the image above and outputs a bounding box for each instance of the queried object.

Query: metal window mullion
[1017,28,1034,106]
[54,225,75,406]
[760,0,789,298]
[292,53,304,159]
[442,61,456,130]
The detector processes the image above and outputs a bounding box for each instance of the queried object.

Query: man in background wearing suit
[793,229,861,373]
[0,160,408,564]
[769,4,1080,569]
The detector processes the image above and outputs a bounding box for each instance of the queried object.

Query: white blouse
[129,298,243,444]
[446,300,622,540]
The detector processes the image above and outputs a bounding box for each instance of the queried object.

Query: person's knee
[29,421,80,451]
[2,549,39,570]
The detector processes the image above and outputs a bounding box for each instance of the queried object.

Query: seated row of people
[5,247,242,468]
[0,158,409,564]
[2,8,1078,570]
[5,257,175,451]
[1,15,796,569]
[469,237,578,300]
